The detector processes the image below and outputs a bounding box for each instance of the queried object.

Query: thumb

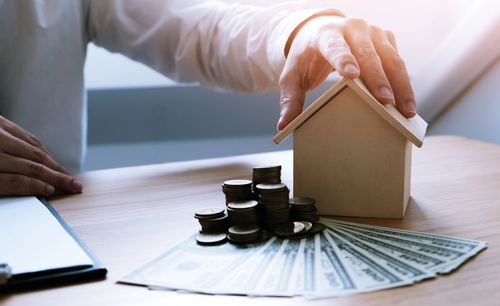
[277,74,306,131]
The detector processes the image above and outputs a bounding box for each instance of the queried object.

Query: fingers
[344,18,395,106]
[277,47,307,131]
[0,152,82,194]
[0,117,81,196]
[0,129,70,176]
[277,70,306,131]
[318,31,360,78]
[371,27,416,117]
[385,30,398,52]
[0,173,54,197]
[0,117,69,174]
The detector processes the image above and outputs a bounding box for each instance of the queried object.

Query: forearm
[87,0,323,92]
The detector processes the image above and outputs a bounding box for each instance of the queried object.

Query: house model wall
[274,78,428,218]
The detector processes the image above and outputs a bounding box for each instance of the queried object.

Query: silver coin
[273,222,305,237]
[255,183,287,191]
[227,200,259,210]
[299,221,313,233]
[196,232,227,245]
[223,179,253,187]
[194,207,225,219]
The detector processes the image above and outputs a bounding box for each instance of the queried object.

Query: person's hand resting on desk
[0,116,82,196]
[277,15,416,131]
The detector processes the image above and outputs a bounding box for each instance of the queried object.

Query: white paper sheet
[0,197,93,275]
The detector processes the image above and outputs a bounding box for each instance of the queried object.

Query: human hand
[277,15,416,131]
[0,116,82,196]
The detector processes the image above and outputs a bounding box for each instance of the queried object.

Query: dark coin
[253,165,281,171]
[227,206,259,226]
[308,222,326,234]
[273,222,305,237]
[194,207,225,219]
[198,213,230,233]
[289,197,316,206]
[228,225,261,243]
[196,232,227,245]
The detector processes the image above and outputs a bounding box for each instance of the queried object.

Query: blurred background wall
[84,0,500,170]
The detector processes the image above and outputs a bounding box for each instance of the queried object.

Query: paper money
[120,217,487,299]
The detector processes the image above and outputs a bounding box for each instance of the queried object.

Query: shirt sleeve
[86,0,327,92]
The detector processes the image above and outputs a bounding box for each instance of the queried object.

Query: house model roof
[273,78,428,147]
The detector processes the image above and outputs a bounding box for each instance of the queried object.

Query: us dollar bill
[121,234,273,295]
[328,228,432,281]
[212,236,285,295]
[314,231,357,295]
[322,218,486,253]
[322,230,409,291]
[321,218,487,273]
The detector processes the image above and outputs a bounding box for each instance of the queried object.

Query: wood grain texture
[2,136,500,306]
[293,87,410,218]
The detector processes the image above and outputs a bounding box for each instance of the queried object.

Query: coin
[273,221,306,237]
[228,225,261,243]
[253,165,281,171]
[290,197,319,222]
[256,182,290,229]
[255,183,287,192]
[222,179,254,203]
[289,197,316,206]
[227,200,259,210]
[196,232,227,245]
[308,222,326,234]
[227,206,259,226]
[194,207,225,219]
[252,165,282,188]
[223,179,253,187]
[198,213,230,233]
[300,221,313,232]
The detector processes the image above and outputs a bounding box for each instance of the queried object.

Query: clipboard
[0,197,107,291]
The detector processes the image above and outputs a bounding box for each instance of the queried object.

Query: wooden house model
[274,78,428,218]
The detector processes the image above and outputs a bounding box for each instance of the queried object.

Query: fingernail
[72,179,83,191]
[379,86,394,99]
[45,185,55,195]
[406,99,416,115]
[344,63,359,75]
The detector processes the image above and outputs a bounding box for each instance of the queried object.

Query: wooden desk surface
[2,136,500,306]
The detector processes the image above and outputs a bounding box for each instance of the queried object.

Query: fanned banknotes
[120,217,486,299]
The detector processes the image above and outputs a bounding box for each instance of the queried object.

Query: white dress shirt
[0,0,320,172]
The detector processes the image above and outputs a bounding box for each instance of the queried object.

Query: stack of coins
[252,165,281,190]
[227,200,259,226]
[256,183,290,230]
[222,179,253,203]
[289,197,325,236]
[227,200,264,244]
[227,225,262,244]
[194,208,229,245]
[289,197,319,222]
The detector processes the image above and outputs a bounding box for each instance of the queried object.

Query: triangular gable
[273,78,428,147]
